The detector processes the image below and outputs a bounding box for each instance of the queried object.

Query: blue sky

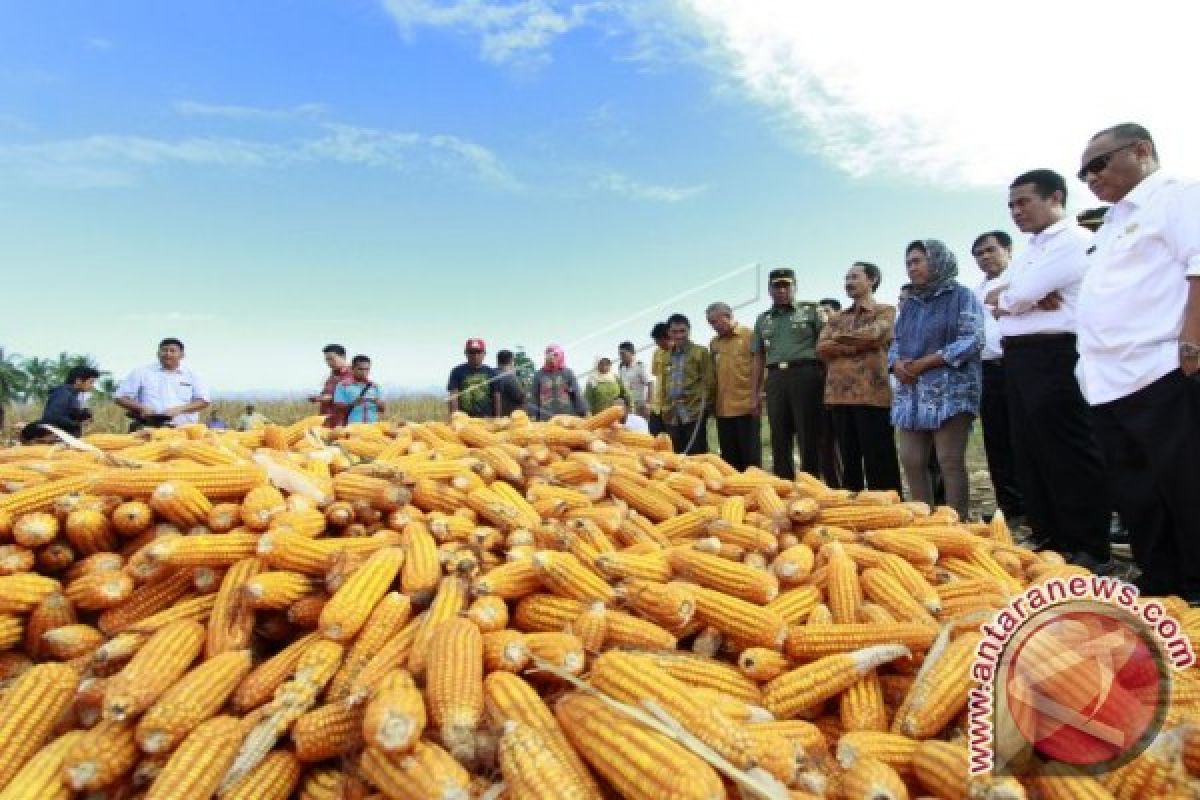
[2,0,1195,393]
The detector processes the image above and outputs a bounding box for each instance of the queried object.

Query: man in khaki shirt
[707,302,761,471]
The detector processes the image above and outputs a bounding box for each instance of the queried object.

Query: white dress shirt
[623,413,650,434]
[974,275,1006,361]
[996,217,1090,338]
[1077,171,1200,405]
[116,363,211,425]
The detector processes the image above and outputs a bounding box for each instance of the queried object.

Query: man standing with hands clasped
[985,170,1112,570]
[1076,123,1200,603]
[752,268,824,480]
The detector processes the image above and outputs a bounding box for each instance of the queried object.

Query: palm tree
[22,357,57,403]
[52,352,100,384]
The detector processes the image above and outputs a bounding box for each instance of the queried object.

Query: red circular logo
[1002,607,1167,768]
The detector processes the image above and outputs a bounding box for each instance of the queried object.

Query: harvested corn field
[0,409,1197,799]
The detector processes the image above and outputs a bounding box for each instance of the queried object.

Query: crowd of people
[16,122,1200,603]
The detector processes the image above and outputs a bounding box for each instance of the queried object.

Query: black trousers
[980,360,1024,519]
[716,415,761,472]
[765,362,823,480]
[830,405,903,493]
[647,412,665,436]
[1003,335,1110,560]
[818,404,843,489]
[1091,370,1200,598]
[665,413,709,456]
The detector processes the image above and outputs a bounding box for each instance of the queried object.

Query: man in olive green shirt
[751,268,825,480]
[647,322,670,436]
[662,313,715,455]
[707,301,761,471]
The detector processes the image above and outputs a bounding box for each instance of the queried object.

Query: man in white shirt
[616,341,652,418]
[115,338,211,429]
[612,397,650,434]
[970,230,1024,528]
[986,169,1112,570]
[1076,122,1200,602]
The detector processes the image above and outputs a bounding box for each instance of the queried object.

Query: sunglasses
[1077,142,1138,182]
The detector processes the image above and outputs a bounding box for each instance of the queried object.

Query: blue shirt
[888,283,984,431]
[333,381,383,424]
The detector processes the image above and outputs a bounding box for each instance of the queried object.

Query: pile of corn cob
[1,406,1198,800]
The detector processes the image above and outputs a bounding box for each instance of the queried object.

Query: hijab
[911,239,959,299]
[543,345,566,373]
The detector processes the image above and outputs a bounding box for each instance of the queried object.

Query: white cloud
[85,36,113,50]
[672,0,1200,188]
[173,100,328,120]
[592,170,706,203]
[381,0,603,65]
[0,124,519,189]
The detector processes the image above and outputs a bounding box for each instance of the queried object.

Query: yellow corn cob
[109,500,154,536]
[363,669,426,753]
[525,631,587,674]
[668,547,779,604]
[360,740,472,800]
[876,554,942,614]
[42,623,105,661]
[230,632,321,713]
[242,573,314,609]
[320,546,404,641]
[327,591,412,701]
[688,583,788,650]
[61,717,139,790]
[64,508,117,555]
[346,617,422,704]
[472,557,542,598]
[24,589,76,657]
[607,472,676,522]
[222,749,302,800]
[0,729,83,800]
[98,465,266,501]
[0,613,22,651]
[738,647,791,682]
[255,530,345,574]
[425,617,484,763]
[136,649,253,753]
[0,544,34,575]
[556,691,727,800]
[636,651,764,705]
[618,579,697,631]
[466,594,509,633]
[861,567,937,625]
[292,701,365,762]
[144,715,244,800]
[1026,762,1118,800]
[239,484,287,531]
[407,575,467,676]
[763,645,910,719]
[411,478,466,514]
[892,630,982,738]
[653,506,719,540]
[267,507,326,539]
[0,474,96,516]
[531,550,615,604]
[482,628,530,673]
[515,592,677,649]
[840,756,909,800]
[0,662,79,788]
[825,542,863,625]
[765,586,822,626]
[912,740,969,800]
[592,550,670,584]
[785,623,936,660]
[333,472,411,512]
[151,532,260,568]
[571,600,607,653]
[837,731,919,778]
[125,592,215,634]
[400,520,441,600]
[817,505,916,530]
[148,480,214,528]
[861,529,939,566]
[103,618,204,721]
[840,669,889,733]
[0,572,61,613]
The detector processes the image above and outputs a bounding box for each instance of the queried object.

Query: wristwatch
[1180,341,1200,359]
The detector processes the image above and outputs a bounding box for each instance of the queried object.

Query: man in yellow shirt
[707,302,761,471]
[647,322,670,436]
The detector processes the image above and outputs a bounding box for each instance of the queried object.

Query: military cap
[768,268,795,285]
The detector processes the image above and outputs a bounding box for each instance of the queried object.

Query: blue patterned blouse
[888,283,984,431]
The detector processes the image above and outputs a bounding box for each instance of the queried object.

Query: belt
[766,359,819,371]
[1001,332,1076,350]
[982,358,1004,367]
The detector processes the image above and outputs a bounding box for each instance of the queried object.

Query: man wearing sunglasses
[1076,122,1200,603]
[447,338,498,418]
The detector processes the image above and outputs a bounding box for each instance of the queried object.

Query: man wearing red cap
[447,337,498,418]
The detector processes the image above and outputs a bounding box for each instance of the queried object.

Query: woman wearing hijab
[531,344,589,421]
[889,240,984,518]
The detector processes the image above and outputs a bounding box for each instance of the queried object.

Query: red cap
[464,338,486,353]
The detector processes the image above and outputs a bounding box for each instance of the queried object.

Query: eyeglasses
[1077,142,1138,182]
[466,349,484,355]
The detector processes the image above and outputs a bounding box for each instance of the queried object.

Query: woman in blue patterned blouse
[889,239,984,518]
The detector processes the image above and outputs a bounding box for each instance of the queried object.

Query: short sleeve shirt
[447,364,497,417]
[333,381,382,424]
[319,367,353,426]
[752,303,823,363]
[116,363,210,426]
